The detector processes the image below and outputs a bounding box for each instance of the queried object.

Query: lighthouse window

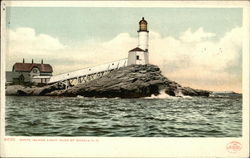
[136,55,140,60]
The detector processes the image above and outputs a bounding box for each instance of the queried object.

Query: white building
[128,17,149,65]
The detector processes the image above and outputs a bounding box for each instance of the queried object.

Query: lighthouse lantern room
[128,17,149,65]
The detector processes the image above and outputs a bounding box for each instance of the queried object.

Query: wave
[145,90,192,99]
[77,95,85,98]
[175,91,193,99]
[76,93,192,100]
[145,90,176,99]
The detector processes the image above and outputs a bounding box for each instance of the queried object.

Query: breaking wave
[145,90,192,99]
[145,90,176,99]
[175,91,193,99]
[77,95,85,98]
[77,92,192,100]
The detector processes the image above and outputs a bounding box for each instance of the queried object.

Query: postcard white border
[1,1,249,157]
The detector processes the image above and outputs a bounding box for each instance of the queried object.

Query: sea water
[5,94,242,137]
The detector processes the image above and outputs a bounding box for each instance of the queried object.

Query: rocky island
[6,64,210,98]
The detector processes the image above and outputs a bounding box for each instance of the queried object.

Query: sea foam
[145,90,192,99]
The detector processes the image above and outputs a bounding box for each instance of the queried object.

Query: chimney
[23,58,25,63]
[32,59,34,64]
[41,59,43,64]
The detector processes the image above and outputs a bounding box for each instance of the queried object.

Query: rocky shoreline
[6,64,211,98]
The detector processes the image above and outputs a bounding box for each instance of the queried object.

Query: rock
[6,64,211,98]
[57,64,211,98]
[5,83,65,96]
[6,85,32,96]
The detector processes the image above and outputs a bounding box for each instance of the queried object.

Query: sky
[5,7,243,92]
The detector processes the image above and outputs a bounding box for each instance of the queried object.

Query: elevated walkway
[48,58,128,89]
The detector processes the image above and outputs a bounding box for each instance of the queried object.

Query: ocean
[5,94,242,137]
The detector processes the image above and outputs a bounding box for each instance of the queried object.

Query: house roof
[129,47,145,52]
[13,63,53,73]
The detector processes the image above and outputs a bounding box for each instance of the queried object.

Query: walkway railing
[49,58,128,85]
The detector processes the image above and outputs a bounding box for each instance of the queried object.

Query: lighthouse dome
[139,17,148,31]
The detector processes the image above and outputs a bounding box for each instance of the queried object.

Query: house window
[136,55,140,60]
[33,68,38,73]
[31,68,39,75]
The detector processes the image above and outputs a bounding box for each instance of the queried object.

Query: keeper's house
[6,59,53,84]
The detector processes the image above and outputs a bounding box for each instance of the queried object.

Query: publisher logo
[227,141,242,153]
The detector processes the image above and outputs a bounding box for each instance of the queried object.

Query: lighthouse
[128,17,149,65]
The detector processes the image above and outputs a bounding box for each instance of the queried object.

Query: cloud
[149,27,242,92]
[7,28,65,52]
[179,27,216,42]
[6,26,242,92]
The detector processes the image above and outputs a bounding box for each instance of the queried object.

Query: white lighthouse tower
[128,17,149,65]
